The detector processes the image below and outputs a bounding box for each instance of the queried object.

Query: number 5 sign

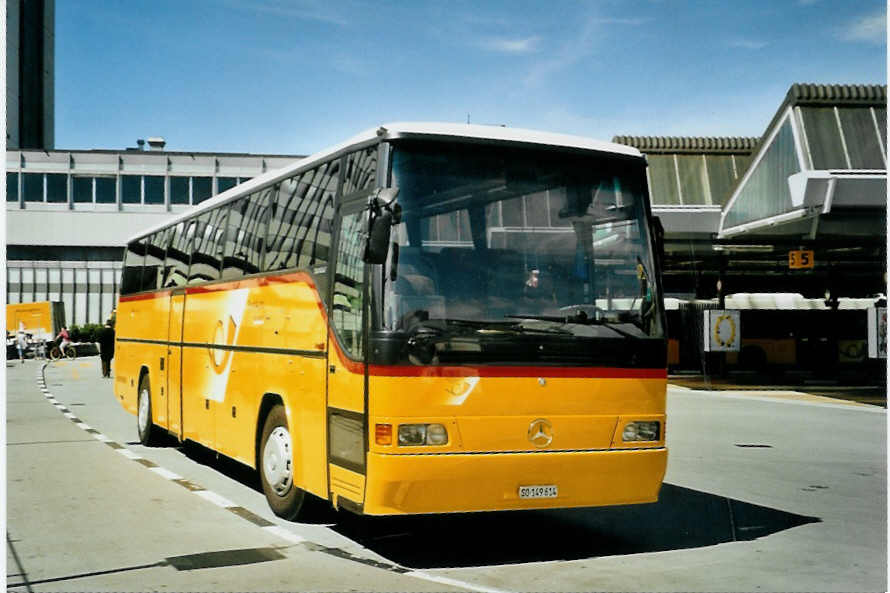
[789,250,815,269]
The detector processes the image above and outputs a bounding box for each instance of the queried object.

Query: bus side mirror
[363,188,399,264]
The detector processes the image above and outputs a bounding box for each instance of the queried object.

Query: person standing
[16,331,28,364]
[98,321,115,378]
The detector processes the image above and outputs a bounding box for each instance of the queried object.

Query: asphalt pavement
[5,355,887,592]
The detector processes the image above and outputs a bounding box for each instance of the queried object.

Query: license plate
[518,485,558,499]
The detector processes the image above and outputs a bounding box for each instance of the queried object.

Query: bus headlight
[622,421,660,442]
[426,423,448,445]
[398,423,448,446]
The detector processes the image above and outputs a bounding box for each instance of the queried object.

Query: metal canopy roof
[612,135,759,155]
[719,83,887,240]
[612,135,759,236]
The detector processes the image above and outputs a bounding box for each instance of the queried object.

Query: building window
[647,155,681,206]
[46,174,68,203]
[7,173,19,202]
[23,173,44,202]
[95,177,116,203]
[144,176,165,204]
[217,177,237,194]
[73,176,93,203]
[122,175,141,204]
[193,177,213,204]
[171,177,189,204]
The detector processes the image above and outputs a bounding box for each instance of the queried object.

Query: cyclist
[56,326,71,353]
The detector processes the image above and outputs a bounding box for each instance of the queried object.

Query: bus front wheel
[259,405,307,520]
[137,374,159,446]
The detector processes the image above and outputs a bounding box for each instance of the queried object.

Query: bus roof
[126,122,643,244]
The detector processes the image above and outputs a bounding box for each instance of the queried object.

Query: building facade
[6,148,302,326]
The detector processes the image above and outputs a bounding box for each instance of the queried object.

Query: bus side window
[342,147,377,195]
[163,222,189,288]
[187,211,223,285]
[143,229,168,292]
[121,238,147,295]
[222,191,269,279]
[332,212,365,357]
[265,176,303,271]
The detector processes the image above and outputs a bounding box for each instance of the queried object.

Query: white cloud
[728,38,770,50]
[838,12,887,44]
[481,36,541,54]
[225,0,349,26]
[522,17,599,87]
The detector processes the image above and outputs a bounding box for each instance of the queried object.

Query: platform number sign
[788,250,815,269]
[704,310,740,352]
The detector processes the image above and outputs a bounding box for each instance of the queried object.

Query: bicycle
[49,343,77,361]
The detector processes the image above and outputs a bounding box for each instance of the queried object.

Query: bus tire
[259,404,307,520]
[137,374,159,446]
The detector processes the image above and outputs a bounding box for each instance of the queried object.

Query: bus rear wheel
[259,404,308,520]
[137,374,159,446]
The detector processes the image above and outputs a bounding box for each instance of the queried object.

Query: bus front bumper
[362,447,667,515]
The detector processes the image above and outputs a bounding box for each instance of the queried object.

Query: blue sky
[55,0,887,155]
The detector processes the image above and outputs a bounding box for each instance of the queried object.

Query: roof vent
[147,137,166,151]
[136,139,145,150]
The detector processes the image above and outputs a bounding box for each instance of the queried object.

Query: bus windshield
[374,140,663,366]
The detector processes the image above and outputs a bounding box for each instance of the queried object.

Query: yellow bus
[114,123,668,519]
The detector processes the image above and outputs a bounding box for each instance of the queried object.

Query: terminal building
[615,83,887,376]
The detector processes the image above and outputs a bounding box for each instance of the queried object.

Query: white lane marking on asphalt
[194,490,236,508]
[77,423,92,430]
[405,571,515,593]
[674,389,887,413]
[63,412,76,419]
[118,449,142,460]
[149,467,183,481]
[93,433,112,442]
[262,525,306,544]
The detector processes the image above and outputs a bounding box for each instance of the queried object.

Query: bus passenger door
[166,289,186,439]
[326,209,368,509]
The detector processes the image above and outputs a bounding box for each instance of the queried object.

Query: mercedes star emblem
[528,418,553,448]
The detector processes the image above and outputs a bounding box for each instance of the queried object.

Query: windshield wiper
[505,313,639,339]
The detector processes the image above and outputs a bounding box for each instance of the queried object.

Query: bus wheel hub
[264,426,292,496]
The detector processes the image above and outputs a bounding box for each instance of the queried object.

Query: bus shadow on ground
[149,440,820,568]
[331,483,820,569]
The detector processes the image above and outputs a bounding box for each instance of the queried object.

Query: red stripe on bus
[118,291,171,303]
[365,365,667,379]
